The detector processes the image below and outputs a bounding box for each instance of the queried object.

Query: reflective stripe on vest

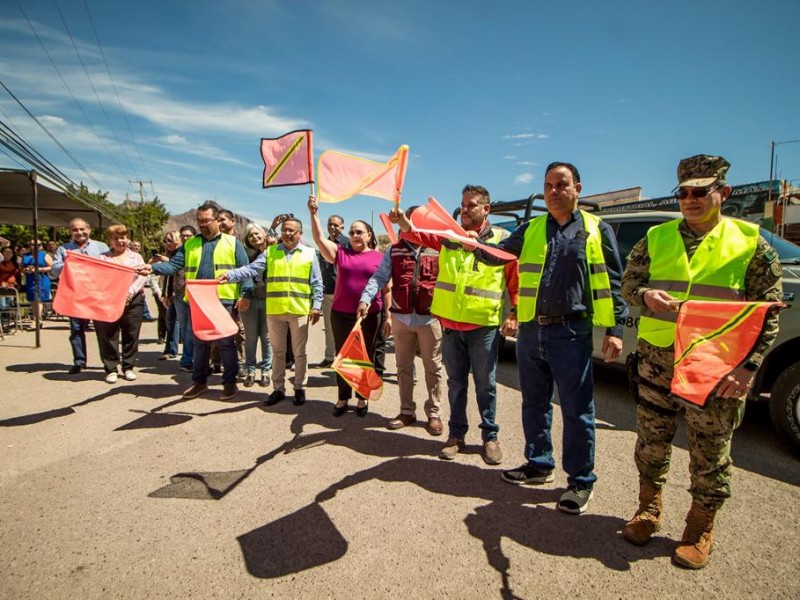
[183,234,239,301]
[638,218,759,347]
[430,227,509,327]
[517,210,615,327]
[266,244,314,315]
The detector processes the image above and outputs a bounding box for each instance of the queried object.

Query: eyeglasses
[282,229,300,235]
[196,218,216,225]
[349,230,367,236]
[675,185,719,201]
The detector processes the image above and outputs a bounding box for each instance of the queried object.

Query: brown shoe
[482,440,503,465]
[439,437,464,460]
[387,413,416,430]
[622,481,663,546]
[220,383,239,401]
[426,416,443,436]
[672,503,716,569]
[182,383,208,399]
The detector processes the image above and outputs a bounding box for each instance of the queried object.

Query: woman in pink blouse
[95,224,147,384]
[309,196,389,417]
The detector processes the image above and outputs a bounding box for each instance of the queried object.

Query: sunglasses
[349,230,367,236]
[674,185,719,201]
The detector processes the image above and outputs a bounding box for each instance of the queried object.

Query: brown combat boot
[672,503,716,569]
[622,481,663,546]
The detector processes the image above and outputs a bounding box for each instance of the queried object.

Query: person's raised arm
[308,195,337,263]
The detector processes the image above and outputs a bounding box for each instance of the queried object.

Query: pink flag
[379,213,398,244]
[261,130,314,188]
[317,145,409,203]
[52,252,136,322]
[186,280,239,341]
[410,197,518,262]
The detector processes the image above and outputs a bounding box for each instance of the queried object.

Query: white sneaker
[123,370,137,381]
[105,372,118,384]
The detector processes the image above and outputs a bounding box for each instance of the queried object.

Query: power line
[13,0,119,198]
[82,0,152,184]
[53,0,138,179]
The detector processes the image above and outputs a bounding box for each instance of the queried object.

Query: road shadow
[238,457,667,586]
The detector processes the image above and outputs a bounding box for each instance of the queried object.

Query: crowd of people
[3,154,783,570]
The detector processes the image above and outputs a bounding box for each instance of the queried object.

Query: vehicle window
[759,228,800,263]
[613,221,655,265]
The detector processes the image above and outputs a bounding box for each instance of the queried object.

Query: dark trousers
[331,310,379,401]
[94,294,144,374]
[69,317,90,366]
[193,303,238,385]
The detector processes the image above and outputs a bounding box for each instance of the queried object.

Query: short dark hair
[328,214,344,225]
[405,205,420,218]
[282,217,303,232]
[197,202,219,218]
[218,209,235,221]
[544,162,581,183]
[462,184,490,204]
[179,225,197,235]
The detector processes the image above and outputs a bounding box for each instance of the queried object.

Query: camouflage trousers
[634,341,746,511]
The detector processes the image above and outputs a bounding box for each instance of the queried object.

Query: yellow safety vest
[184,233,239,301]
[517,210,615,327]
[265,244,315,315]
[638,218,759,347]
[430,227,509,327]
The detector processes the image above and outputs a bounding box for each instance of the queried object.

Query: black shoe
[355,402,369,418]
[243,372,255,388]
[501,464,555,485]
[212,363,222,374]
[293,389,306,406]
[332,400,348,417]
[179,364,193,373]
[314,359,334,368]
[68,364,83,375]
[265,390,285,406]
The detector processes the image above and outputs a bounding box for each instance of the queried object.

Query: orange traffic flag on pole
[332,320,383,401]
[671,300,783,408]
[317,144,409,204]
[186,280,239,341]
[52,252,136,322]
[409,196,518,262]
[261,130,314,188]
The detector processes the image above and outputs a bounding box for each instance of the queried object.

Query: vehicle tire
[769,362,800,449]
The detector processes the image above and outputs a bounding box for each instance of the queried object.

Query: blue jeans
[173,298,195,369]
[162,302,179,356]
[517,318,597,490]
[192,302,237,385]
[69,317,90,366]
[241,300,272,372]
[441,326,500,442]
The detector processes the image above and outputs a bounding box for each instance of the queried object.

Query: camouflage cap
[676,154,730,188]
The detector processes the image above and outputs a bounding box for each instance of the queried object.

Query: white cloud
[502,155,518,160]
[503,133,536,139]
[514,173,534,185]
[150,134,248,166]
[516,161,538,166]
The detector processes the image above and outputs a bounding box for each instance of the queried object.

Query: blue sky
[1,0,798,234]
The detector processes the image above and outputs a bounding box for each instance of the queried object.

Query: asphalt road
[1,315,798,599]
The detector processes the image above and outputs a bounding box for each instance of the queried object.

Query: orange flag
[261,130,314,188]
[317,145,408,203]
[186,280,239,341]
[333,321,383,401]
[379,213,398,244]
[671,300,782,408]
[410,196,518,262]
[52,252,136,322]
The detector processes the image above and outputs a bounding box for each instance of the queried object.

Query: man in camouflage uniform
[620,154,782,569]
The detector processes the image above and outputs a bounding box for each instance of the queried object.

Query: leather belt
[535,311,589,326]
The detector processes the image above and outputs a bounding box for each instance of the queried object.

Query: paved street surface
[1,312,799,599]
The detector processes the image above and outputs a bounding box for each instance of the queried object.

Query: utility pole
[128,179,152,243]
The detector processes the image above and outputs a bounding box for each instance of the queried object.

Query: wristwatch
[742,360,759,372]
